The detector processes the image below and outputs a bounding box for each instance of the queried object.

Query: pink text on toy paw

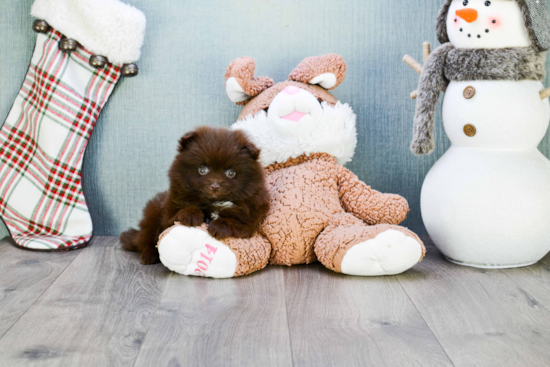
[194,243,218,276]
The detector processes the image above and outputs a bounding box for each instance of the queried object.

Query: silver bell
[89,55,108,69]
[121,63,138,77]
[32,20,50,33]
[59,38,78,52]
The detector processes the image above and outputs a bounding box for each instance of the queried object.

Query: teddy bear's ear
[224,57,274,105]
[288,54,347,90]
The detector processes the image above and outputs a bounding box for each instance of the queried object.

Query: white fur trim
[231,102,357,167]
[31,0,146,64]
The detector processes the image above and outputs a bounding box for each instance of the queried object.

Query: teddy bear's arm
[336,165,409,225]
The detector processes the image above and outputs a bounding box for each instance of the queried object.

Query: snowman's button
[464,124,476,137]
[463,86,476,99]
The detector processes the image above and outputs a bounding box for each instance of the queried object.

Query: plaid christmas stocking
[0,0,145,250]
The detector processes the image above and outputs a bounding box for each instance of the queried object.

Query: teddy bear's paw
[340,229,422,276]
[157,225,237,278]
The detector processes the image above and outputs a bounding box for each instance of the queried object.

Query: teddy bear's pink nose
[283,85,301,95]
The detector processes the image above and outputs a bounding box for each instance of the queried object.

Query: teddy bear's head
[225,54,357,167]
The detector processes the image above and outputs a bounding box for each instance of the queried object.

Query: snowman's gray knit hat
[436,0,550,51]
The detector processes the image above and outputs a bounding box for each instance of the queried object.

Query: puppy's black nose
[210,183,220,191]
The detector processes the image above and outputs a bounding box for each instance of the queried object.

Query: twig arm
[405,42,431,100]
[423,41,431,62]
[540,87,550,100]
[403,55,423,74]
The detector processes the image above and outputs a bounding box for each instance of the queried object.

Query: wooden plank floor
[0,236,549,367]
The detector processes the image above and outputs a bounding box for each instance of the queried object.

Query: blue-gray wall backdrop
[1,0,550,239]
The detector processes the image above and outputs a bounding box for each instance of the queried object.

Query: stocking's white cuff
[31,0,146,64]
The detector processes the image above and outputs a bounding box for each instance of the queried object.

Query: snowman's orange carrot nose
[456,8,478,23]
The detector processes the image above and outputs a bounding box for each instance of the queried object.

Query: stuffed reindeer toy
[156,54,426,278]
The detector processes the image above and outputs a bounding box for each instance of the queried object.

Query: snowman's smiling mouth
[459,28,485,39]
[458,23,488,39]
[281,111,308,121]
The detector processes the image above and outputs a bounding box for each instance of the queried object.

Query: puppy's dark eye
[198,166,209,175]
[485,1,491,6]
[463,0,468,5]
[225,169,236,178]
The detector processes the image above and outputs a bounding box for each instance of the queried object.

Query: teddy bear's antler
[289,54,347,90]
[224,57,274,105]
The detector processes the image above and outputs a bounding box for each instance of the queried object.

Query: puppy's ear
[178,131,196,153]
[241,143,260,160]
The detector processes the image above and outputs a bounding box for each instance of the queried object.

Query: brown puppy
[120,126,270,265]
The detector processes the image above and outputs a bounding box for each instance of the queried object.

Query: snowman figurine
[405,0,550,268]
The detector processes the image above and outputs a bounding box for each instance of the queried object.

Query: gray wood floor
[0,236,549,367]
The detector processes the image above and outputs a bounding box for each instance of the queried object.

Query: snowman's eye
[463,0,468,5]
[485,1,491,6]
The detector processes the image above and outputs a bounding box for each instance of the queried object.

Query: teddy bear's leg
[157,224,271,278]
[314,213,425,276]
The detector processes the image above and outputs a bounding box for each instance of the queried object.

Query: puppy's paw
[175,207,204,227]
[140,247,160,265]
[208,219,234,239]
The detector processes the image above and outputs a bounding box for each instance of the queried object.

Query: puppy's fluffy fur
[120,126,270,265]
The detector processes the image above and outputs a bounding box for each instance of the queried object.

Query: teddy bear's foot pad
[157,225,237,278]
[341,229,422,276]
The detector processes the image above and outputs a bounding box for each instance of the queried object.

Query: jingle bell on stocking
[0,0,145,250]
